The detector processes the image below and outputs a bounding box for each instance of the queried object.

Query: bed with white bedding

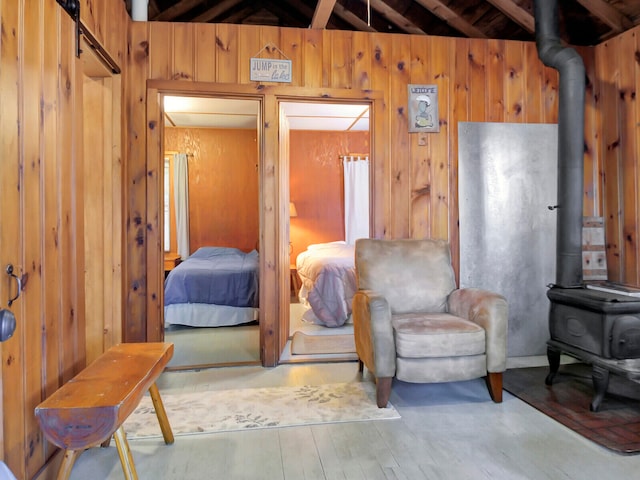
[164,246,259,327]
[295,241,356,327]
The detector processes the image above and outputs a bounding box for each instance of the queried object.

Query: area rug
[504,363,640,454]
[124,382,400,439]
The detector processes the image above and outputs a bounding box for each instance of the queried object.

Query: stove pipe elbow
[534,0,585,288]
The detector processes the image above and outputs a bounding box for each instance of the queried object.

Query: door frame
[146,80,385,366]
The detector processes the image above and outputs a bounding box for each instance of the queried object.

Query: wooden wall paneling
[278,106,291,358]
[79,0,100,40]
[146,87,163,342]
[542,64,559,124]
[487,39,506,123]
[389,34,411,239]
[58,6,81,383]
[302,28,323,88]
[149,22,172,80]
[617,32,638,285]
[524,42,543,123]
[468,38,487,122]
[23,1,46,475]
[597,39,622,282]
[73,51,88,369]
[450,37,471,280]
[427,36,451,241]
[194,24,217,83]
[263,94,279,366]
[578,45,600,217]
[83,76,106,363]
[280,27,303,87]
[329,30,353,90]
[352,31,371,91]
[238,25,262,85]
[369,33,391,238]
[108,73,124,348]
[408,35,431,240]
[0,0,24,475]
[126,22,151,342]
[504,41,525,123]
[172,22,195,81]
[42,0,63,403]
[215,24,239,84]
[634,31,640,285]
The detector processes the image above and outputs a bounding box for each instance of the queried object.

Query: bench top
[35,342,173,449]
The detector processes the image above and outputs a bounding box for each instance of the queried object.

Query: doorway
[160,94,262,370]
[279,100,371,363]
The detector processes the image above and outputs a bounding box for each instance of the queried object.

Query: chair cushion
[392,313,486,358]
[354,238,456,314]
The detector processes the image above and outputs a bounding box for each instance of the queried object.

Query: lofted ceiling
[125,0,640,47]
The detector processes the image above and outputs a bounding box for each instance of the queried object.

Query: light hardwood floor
[68,360,640,480]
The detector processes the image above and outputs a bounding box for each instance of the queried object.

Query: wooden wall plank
[389,34,411,239]
[524,42,543,123]
[352,31,371,91]
[428,35,450,240]
[487,39,505,123]
[172,22,195,81]
[408,35,430,240]
[126,22,150,342]
[504,41,525,123]
[597,38,622,281]
[0,0,25,476]
[368,33,391,238]
[215,24,239,84]
[280,28,303,87]
[617,31,638,284]
[468,39,487,122]
[302,29,323,88]
[239,25,261,84]
[22,1,46,475]
[329,30,353,89]
[149,22,172,80]
[194,23,217,82]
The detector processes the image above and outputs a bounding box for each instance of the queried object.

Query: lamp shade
[289,202,298,217]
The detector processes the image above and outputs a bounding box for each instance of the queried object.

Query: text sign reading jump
[250,58,292,83]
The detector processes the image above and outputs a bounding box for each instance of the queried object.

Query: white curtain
[343,156,370,244]
[173,153,190,260]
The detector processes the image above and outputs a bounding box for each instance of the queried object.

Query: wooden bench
[35,342,175,480]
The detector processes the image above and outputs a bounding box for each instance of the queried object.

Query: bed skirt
[164,303,259,328]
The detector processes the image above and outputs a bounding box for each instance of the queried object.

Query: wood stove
[546,286,640,411]
[535,0,640,412]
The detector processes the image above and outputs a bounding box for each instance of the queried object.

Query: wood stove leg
[545,346,561,385]
[590,364,609,412]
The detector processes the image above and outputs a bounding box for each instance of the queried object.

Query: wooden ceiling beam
[192,0,245,23]
[332,2,377,32]
[152,0,202,21]
[485,0,534,33]
[414,0,487,38]
[310,0,337,29]
[369,0,426,35]
[575,0,633,33]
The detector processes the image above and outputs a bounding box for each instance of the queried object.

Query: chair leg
[486,372,503,403]
[358,359,364,373]
[376,377,392,408]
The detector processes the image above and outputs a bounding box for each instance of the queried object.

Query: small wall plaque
[408,84,439,133]
[250,58,292,83]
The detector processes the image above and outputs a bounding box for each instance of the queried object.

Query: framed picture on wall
[408,84,439,133]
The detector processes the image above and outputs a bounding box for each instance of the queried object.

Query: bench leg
[149,382,174,444]
[57,449,82,480]
[114,426,139,480]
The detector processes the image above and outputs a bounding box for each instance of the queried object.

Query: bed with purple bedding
[164,247,259,327]
[295,241,356,328]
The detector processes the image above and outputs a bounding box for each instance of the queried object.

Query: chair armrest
[448,288,508,373]
[352,290,396,378]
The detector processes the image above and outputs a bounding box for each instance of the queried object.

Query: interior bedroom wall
[164,127,259,253]
[289,130,370,264]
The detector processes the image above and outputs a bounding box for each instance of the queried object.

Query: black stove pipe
[534,0,585,288]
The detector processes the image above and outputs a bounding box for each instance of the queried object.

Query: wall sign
[408,84,439,133]
[250,58,292,83]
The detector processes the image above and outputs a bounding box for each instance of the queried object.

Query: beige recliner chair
[352,238,508,408]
